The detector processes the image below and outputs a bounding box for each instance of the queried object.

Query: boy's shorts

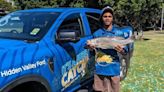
[93,74,120,92]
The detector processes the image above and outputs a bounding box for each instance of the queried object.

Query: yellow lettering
[68,69,74,82]
[61,72,68,87]
[77,63,82,73]
[61,57,89,87]
[73,66,76,77]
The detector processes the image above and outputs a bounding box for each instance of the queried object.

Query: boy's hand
[114,45,124,53]
[86,40,95,49]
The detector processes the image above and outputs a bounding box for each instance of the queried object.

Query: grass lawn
[121,31,164,92]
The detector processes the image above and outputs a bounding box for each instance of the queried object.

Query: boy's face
[102,12,113,26]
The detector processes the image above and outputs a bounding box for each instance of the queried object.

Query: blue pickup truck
[0,8,133,92]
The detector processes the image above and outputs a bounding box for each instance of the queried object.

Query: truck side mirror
[57,29,80,42]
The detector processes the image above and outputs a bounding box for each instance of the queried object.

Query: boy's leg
[111,76,120,92]
[104,77,113,92]
[93,74,104,92]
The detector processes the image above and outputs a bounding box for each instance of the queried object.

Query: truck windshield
[0,12,60,41]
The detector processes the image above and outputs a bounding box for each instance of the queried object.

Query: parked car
[0,8,134,92]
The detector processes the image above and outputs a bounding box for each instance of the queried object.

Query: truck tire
[119,53,130,81]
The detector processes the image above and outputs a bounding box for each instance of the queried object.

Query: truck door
[84,12,101,75]
[54,13,91,91]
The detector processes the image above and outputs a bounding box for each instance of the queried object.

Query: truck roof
[16,8,101,13]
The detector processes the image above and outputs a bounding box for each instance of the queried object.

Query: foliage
[13,0,163,31]
[14,0,58,9]
[99,0,162,32]
[0,0,16,12]
[69,0,85,7]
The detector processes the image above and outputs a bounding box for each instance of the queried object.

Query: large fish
[88,37,134,49]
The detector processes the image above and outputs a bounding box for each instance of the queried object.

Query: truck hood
[0,39,29,50]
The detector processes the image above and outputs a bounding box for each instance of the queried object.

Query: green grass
[121,31,164,92]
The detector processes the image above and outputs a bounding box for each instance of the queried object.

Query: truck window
[58,13,84,37]
[86,13,101,34]
[0,12,60,41]
[56,13,84,60]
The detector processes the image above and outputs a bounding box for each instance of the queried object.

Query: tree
[69,0,85,7]
[13,0,162,32]
[0,0,15,12]
[14,0,58,9]
[101,0,162,31]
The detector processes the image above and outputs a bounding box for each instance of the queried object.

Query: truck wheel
[120,58,128,81]
[118,51,131,81]
[8,81,49,92]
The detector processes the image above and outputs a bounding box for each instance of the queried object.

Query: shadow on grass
[142,38,150,41]
[155,32,164,34]
[134,38,151,41]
